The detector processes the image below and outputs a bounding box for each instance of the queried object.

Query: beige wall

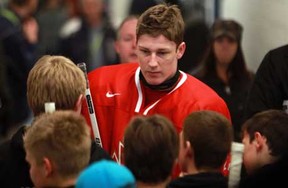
[108,0,132,29]
[221,0,288,72]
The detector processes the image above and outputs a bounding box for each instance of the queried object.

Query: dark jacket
[168,172,228,188]
[0,8,35,127]
[197,72,254,142]
[0,126,111,188]
[245,44,288,120]
[239,157,288,188]
[0,42,13,135]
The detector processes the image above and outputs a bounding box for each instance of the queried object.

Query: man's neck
[137,178,170,188]
[140,70,180,91]
[216,62,229,84]
[47,176,76,188]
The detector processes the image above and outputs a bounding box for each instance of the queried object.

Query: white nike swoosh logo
[106,92,121,98]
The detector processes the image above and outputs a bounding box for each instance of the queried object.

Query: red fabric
[81,63,231,176]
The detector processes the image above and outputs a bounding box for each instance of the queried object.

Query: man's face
[81,0,103,25]
[242,131,261,175]
[213,36,238,66]
[115,18,138,63]
[136,34,185,85]
[25,0,38,18]
[26,151,46,187]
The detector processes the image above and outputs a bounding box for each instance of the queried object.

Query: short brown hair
[136,3,185,46]
[124,114,179,184]
[23,110,91,178]
[242,109,288,157]
[117,14,139,39]
[183,110,232,169]
[27,55,86,116]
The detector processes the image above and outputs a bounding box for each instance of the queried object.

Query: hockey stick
[77,62,102,147]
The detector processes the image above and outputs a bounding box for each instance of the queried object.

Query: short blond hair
[24,110,91,178]
[27,55,86,116]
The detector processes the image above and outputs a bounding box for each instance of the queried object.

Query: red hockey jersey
[81,63,231,174]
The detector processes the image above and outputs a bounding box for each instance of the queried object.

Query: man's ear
[176,42,186,59]
[75,94,85,114]
[43,157,53,177]
[254,132,265,151]
[185,140,193,158]
[114,41,120,54]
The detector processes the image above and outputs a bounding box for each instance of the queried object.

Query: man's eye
[123,36,133,42]
[215,38,224,43]
[158,52,167,56]
[140,49,150,55]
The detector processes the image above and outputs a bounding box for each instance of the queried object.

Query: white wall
[221,0,288,72]
[108,0,132,29]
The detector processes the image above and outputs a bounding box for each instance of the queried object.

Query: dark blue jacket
[0,8,36,126]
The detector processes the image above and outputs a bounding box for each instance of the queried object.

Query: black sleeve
[89,140,112,164]
[244,45,288,120]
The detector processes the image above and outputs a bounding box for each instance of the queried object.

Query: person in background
[239,109,288,187]
[0,55,111,187]
[35,0,69,55]
[168,110,233,188]
[124,114,179,187]
[59,0,118,72]
[24,110,91,188]
[76,159,136,188]
[0,0,39,138]
[0,43,12,141]
[194,19,254,142]
[114,15,138,63]
[179,20,209,74]
[244,44,288,119]
[81,3,231,177]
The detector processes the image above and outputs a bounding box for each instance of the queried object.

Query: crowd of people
[1,0,288,187]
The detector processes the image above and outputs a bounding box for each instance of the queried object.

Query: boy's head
[123,114,179,185]
[136,3,185,47]
[242,109,288,174]
[27,55,86,116]
[178,110,232,173]
[23,110,91,187]
[76,160,136,188]
[115,15,139,63]
[135,4,186,87]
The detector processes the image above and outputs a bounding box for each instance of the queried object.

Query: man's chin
[146,80,163,86]
[128,56,138,62]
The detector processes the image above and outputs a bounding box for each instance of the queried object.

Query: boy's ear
[43,157,53,177]
[114,41,120,54]
[75,94,85,114]
[185,141,193,158]
[177,42,186,59]
[254,132,265,151]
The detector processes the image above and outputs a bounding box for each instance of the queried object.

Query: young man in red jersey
[81,3,231,175]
